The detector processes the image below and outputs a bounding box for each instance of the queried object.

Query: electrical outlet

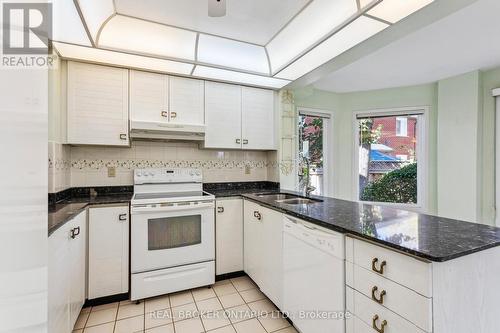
[245,164,251,175]
[108,166,116,177]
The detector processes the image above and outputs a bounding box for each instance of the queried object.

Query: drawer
[131,261,215,301]
[346,237,432,297]
[347,287,427,333]
[346,262,432,332]
[346,314,377,333]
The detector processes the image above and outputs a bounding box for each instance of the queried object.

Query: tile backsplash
[48,141,71,193]
[61,141,279,189]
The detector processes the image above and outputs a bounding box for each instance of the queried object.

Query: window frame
[352,106,429,212]
[297,107,332,197]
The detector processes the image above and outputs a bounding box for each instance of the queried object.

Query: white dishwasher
[283,215,345,333]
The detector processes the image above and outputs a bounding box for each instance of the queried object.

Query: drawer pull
[119,133,127,140]
[253,211,262,220]
[118,214,127,221]
[372,315,387,333]
[70,226,80,239]
[371,286,386,304]
[217,207,224,213]
[372,258,387,274]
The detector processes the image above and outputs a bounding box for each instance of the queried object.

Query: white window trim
[352,106,429,212]
[297,107,333,197]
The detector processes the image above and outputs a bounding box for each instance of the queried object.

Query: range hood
[130,120,205,141]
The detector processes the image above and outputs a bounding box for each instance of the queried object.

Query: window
[396,117,408,136]
[298,109,331,196]
[355,109,426,208]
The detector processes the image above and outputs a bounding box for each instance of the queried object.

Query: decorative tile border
[70,158,278,171]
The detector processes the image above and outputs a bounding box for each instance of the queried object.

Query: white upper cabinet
[205,81,242,149]
[241,87,276,150]
[67,61,129,146]
[169,76,205,125]
[129,70,169,123]
[205,84,276,150]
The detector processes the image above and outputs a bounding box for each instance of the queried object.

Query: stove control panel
[134,168,202,184]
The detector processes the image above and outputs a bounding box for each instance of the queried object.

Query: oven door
[131,201,215,273]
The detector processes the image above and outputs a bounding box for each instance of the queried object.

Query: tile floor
[73,276,297,333]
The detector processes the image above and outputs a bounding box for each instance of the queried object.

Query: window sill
[358,200,425,213]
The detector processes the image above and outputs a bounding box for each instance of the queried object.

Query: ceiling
[114,0,310,45]
[52,0,438,89]
[312,0,500,92]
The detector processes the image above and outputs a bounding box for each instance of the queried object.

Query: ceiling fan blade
[208,0,226,17]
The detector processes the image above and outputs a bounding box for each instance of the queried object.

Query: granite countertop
[203,181,279,198]
[242,191,500,262]
[48,193,132,236]
[47,182,276,236]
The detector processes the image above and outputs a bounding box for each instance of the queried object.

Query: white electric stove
[130,168,215,300]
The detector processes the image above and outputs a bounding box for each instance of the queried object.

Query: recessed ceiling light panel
[77,0,115,42]
[275,16,388,80]
[53,42,194,75]
[197,34,270,74]
[98,15,197,61]
[368,0,434,24]
[266,0,358,74]
[193,66,290,89]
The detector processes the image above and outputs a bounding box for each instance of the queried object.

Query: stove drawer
[131,261,215,300]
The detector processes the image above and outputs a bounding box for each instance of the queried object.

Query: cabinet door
[216,198,243,275]
[130,70,169,123]
[243,200,264,286]
[68,211,87,328]
[169,76,204,125]
[260,206,283,308]
[204,82,242,149]
[88,206,129,299]
[241,87,276,150]
[48,223,71,333]
[67,61,129,146]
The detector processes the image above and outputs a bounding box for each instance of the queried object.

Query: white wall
[0,68,48,330]
[437,71,482,222]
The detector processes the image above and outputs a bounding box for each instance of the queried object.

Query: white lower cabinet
[88,205,129,299]
[243,200,283,308]
[48,210,87,333]
[215,198,243,275]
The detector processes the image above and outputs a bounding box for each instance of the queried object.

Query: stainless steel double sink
[255,193,323,205]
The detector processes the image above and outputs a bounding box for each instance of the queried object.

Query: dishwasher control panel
[283,216,344,259]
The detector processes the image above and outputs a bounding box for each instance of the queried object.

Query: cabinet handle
[372,258,387,275]
[243,139,248,144]
[170,111,177,119]
[371,286,386,304]
[118,214,127,221]
[70,226,80,239]
[161,111,168,118]
[119,133,127,140]
[217,207,224,213]
[235,139,241,144]
[372,315,387,333]
[253,211,262,220]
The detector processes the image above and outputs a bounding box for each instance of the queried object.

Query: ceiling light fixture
[208,0,227,17]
